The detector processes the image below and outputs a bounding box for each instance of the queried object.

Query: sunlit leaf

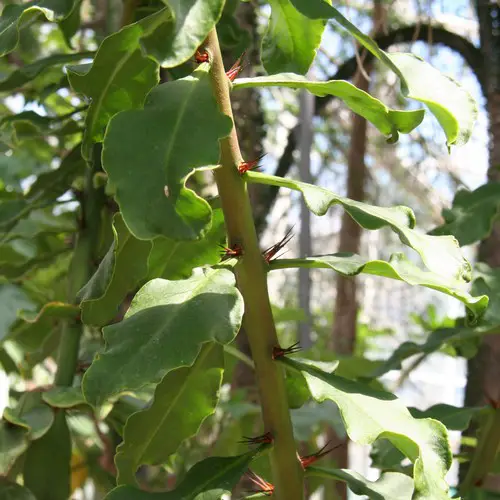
[42,387,86,409]
[280,357,453,500]
[102,64,232,240]
[116,343,224,485]
[234,74,424,141]
[269,252,487,321]
[288,0,477,146]
[78,213,151,326]
[262,0,328,74]
[83,269,243,407]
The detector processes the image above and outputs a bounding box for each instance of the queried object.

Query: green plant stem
[461,407,500,493]
[204,28,304,500]
[245,170,304,191]
[54,150,105,387]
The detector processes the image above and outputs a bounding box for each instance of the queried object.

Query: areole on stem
[203,28,304,499]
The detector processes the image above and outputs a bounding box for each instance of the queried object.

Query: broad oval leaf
[102,64,232,240]
[288,0,477,147]
[262,0,327,74]
[246,172,473,285]
[0,283,36,342]
[306,467,414,500]
[0,0,78,57]
[77,213,151,327]
[141,0,225,67]
[0,479,36,500]
[67,24,160,160]
[430,183,500,246]
[83,269,243,407]
[0,420,29,475]
[269,252,487,321]
[115,343,224,485]
[105,445,268,500]
[233,74,424,141]
[280,357,453,500]
[42,387,86,409]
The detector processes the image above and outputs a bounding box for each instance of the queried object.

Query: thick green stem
[204,29,304,500]
[461,407,500,493]
[54,148,105,387]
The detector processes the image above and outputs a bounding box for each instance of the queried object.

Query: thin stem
[461,407,500,493]
[204,28,304,500]
[223,344,255,369]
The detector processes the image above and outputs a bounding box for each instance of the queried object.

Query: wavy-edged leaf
[116,343,224,485]
[0,479,36,500]
[288,0,477,147]
[269,252,487,321]
[105,445,268,500]
[102,64,232,240]
[280,357,453,500]
[247,172,472,284]
[147,208,226,280]
[0,52,93,92]
[42,387,86,409]
[262,0,327,74]
[10,302,79,353]
[430,183,500,246]
[3,393,54,440]
[0,0,78,57]
[78,213,151,326]
[409,404,482,432]
[83,269,243,407]
[67,23,160,160]
[0,420,29,475]
[141,0,225,67]
[23,412,71,500]
[234,74,424,141]
[307,467,414,500]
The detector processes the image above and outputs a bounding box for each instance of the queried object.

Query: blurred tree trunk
[327,2,385,498]
[462,0,500,490]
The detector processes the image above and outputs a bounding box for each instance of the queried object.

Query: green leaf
[147,208,226,280]
[141,0,225,67]
[430,183,500,246]
[23,412,71,500]
[0,420,29,475]
[0,283,36,342]
[0,0,78,56]
[234,74,424,141]
[115,343,224,485]
[262,0,327,74]
[284,367,310,409]
[246,172,473,284]
[0,52,93,92]
[10,302,79,353]
[280,357,453,500]
[105,445,268,500]
[409,404,482,432]
[307,467,414,500]
[78,213,151,326]
[83,269,243,407]
[3,393,54,440]
[288,0,477,147]
[67,24,160,160]
[0,479,36,500]
[102,64,232,240]
[471,263,500,330]
[42,387,86,408]
[269,252,487,321]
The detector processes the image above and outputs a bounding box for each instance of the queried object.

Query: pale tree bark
[327,3,385,498]
[462,0,500,490]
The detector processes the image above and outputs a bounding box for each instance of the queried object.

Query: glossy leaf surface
[83,269,243,407]
[102,64,232,240]
[0,420,29,475]
[234,74,424,141]
[270,252,487,321]
[288,0,477,146]
[116,343,224,485]
[280,357,453,500]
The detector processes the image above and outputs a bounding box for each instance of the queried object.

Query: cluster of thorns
[195,48,331,496]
